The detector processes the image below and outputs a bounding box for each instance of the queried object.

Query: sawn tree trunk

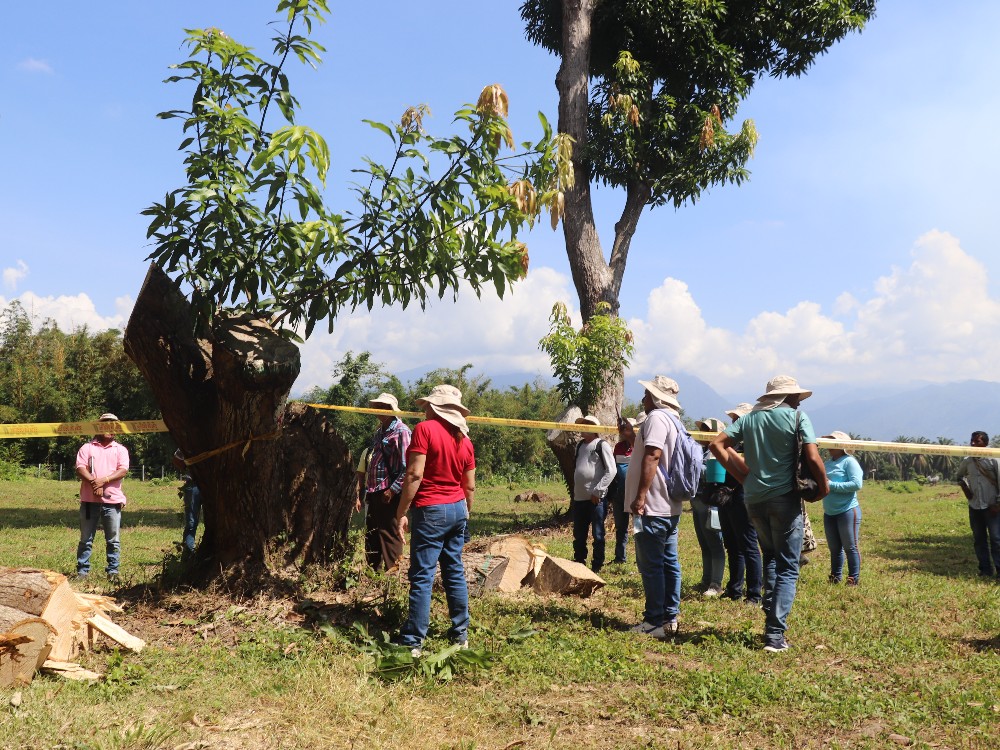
[123,265,356,583]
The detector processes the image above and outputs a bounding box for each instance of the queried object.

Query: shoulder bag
[794,410,821,502]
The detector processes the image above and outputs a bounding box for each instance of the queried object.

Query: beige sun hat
[634,412,647,427]
[637,375,681,410]
[575,415,601,428]
[758,374,812,402]
[695,417,725,433]
[725,403,753,421]
[822,430,854,453]
[98,413,120,422]
[368,393,400,411]
[416,384,471,434]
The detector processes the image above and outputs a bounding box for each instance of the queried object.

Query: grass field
[0,476,997,750]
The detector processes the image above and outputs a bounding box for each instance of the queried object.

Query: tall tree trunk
[123,265,355,584]
[554,0,646,429]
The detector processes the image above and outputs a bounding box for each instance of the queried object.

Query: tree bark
[123,265,356,584]
[556,0,646,427]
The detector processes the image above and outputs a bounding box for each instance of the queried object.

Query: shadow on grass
[880,532,982,578]
[469,507,571,537]
[0,506,183,531]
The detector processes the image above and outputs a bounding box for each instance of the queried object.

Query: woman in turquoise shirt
[822,431,864,585]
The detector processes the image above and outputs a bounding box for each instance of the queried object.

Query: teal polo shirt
[725,405,817,504]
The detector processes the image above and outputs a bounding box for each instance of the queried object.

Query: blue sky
[3,1,999,400]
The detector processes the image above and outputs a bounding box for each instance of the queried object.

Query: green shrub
[884,480,920,493]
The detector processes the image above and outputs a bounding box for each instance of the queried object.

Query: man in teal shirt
[709,375,829,653]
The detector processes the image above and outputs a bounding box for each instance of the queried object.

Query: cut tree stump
[0,604,56,687]
[531,556,606,598]
[487,537,539,593]
[0,568,145,686]
[0,568,85,662]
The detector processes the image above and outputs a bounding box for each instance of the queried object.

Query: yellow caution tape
[0,420,167,439]
[4,407,1000,460]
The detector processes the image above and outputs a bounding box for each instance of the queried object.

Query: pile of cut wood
[403,536,605,599]
[0,568,145,687]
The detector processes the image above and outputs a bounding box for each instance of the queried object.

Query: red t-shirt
[406,418,476,507]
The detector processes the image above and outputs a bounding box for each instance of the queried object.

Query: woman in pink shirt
[395,385,476,656]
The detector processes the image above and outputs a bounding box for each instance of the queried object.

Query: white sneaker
[703,585,723,598]
[410,647,422,658]
[456,640,469,650]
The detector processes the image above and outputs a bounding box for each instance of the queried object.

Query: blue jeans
[968,507,1000,576]
[633,515,681,627]
[572,499,607,571]
[182,485,202,554]
[691,497,725,588]
[719,495,762,602]
[824,506,862,581]
[399,501,470,647]
[747,494,803,641]
[77,502,122,575]
[608,464,630,562]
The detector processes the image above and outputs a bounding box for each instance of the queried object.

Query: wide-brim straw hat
[822,430,853,453]
[725,403,753,421]
[415,384,470,416]
[416,384,471,434]
[98,413,120,422]
[757,375,812,402]
[575,415,601,428]
[637,375,681,410]
[368,392,400,411]
[696,417,725,433]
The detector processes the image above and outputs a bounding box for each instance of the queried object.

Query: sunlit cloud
[16,57,53,74]
[2,260,29,291]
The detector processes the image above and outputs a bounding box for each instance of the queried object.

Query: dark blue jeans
[747,494,803,641]
[608,464,630,563]
[824,506,862,581]
[633,514,681,627]
[719,495,762,602]
[182,485,201,554]
[399,501,470,648]
[968,506,1000,577]
[573,499,607,571]
[691,497,725,588]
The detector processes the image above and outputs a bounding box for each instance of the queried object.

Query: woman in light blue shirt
[822,431,864,585]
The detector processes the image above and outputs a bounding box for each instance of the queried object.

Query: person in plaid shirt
[364,393,411,571]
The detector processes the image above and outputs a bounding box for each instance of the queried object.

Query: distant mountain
[806,380,1000,442]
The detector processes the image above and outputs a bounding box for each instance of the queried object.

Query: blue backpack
[647,410,703,501]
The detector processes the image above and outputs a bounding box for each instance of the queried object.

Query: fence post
[141,464,146,482]
[37,464,41,478]
[59,464,63,481]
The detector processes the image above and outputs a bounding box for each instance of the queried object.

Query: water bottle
[632,514,643,535]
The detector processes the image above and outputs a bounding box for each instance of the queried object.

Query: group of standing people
[72,374,995,658]
[572,373,865,651]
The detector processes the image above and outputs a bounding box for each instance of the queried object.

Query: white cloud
[0,291,127,333]
[2,260,28,291]
[10,231,994,403]
[16,57,53,74]
[630,230,1000,394]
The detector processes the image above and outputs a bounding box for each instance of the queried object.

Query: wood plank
[86,614,145,653]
